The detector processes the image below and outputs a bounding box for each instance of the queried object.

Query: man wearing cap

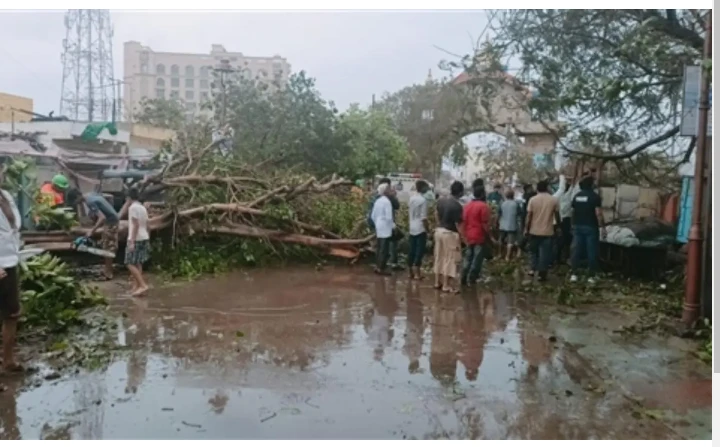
[39,174,69,208]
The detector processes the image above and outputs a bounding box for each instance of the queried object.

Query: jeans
[376,237,391,271]
[408,232,427,267]
[529,235,553,277]
[389,239,399,266]
[572,225,599,275]
[462,244,484,284]
[557,217,572,263]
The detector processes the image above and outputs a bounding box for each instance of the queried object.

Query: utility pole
[108,77,125,122]
[682,13,712,326]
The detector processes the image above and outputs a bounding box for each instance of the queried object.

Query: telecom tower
[59,9,115,122]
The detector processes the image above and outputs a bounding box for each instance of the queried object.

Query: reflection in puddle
[0,267,677,439]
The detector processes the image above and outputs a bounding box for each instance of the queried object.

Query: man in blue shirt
[67,189,121,280]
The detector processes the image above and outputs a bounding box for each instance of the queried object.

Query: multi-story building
[123,41,291,121]
[0,92,34,123]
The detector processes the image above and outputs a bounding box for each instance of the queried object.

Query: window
[185,78,194,89]
[200,66,210,78]
[155,89,165,99]
[185,65,194,78]
[171,77,180,88]
[171,65,179,76]
[156,78,165,87]
[170,90,179,100]
[141,63,148,74]
[186,102,196,110]
[199,79,209,89]
[156,64,166,75]
[200,92,209,102]
[185,90,194,100]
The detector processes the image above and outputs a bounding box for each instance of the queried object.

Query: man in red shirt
[461,182,496,286]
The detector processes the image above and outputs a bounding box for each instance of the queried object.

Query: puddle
[0,267,686,439]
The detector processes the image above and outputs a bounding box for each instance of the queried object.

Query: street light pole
[682,13,712,326]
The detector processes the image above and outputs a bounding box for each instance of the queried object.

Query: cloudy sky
[0,9,489,116]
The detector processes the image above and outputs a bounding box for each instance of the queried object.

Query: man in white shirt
[408,180,430,280]
[555,175,579,264]
[0,185,22,373]
[124,188,150,296]
[371,183,395,276]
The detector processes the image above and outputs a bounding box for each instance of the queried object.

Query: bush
[19,254,106,332]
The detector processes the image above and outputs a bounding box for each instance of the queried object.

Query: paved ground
[0,267,712,439]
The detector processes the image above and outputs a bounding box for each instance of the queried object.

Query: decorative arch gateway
[437,66,564,173]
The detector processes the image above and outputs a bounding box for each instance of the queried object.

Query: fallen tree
[22,140,374,260]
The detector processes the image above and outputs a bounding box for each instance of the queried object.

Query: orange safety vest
[39,183,65,207]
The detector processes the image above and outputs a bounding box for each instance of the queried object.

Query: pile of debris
[23,141,374,259]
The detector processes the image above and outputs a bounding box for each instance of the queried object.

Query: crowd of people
[368,172,605,291]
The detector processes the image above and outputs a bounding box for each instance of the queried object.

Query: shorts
[500,231,517,245]
[433,228,461,278]
[125,239,151,266]
[101,223,119,254]
[0,266,20,320]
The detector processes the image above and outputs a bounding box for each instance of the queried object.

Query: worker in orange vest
[39,174,69,208]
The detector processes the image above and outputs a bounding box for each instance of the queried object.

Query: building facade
[0,92,34,123]
[123,41,291,121]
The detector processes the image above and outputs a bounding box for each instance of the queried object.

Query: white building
[123,42,291,121]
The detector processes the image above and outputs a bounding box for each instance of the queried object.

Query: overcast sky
[0,9,489,116]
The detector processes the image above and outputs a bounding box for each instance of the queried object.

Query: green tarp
[80,122,118,141]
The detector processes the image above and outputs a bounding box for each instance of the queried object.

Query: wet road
[0,267,686,439]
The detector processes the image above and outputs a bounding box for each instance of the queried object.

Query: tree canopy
[374,79,477,179]
[482,9,709,167]
[135,69,410,180]
[134,98,187,131]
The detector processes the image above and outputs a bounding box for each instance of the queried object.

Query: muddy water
[0,267,679,439]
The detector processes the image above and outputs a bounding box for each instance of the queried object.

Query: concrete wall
[123,41,291,121]
[600,184,662,223]
[0,92,33,122]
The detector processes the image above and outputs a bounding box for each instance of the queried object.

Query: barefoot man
[125,188,151,296]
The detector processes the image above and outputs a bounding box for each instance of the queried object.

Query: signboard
[680,65,712,137]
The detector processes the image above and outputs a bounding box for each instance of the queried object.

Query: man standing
[498,189,520,261]
[67,188,120,280]
[371,183,395,276]
[557,175,578,264]
[524,180,560,282]
[518,183,536,251]
[125,188,151,296]
[407,180,430,280]
[367,178,401,270]
[570,176,606,284]
[0,182,22,373]
[487,183,503,208]
[461,183,494,285]
[434,181,464,293]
